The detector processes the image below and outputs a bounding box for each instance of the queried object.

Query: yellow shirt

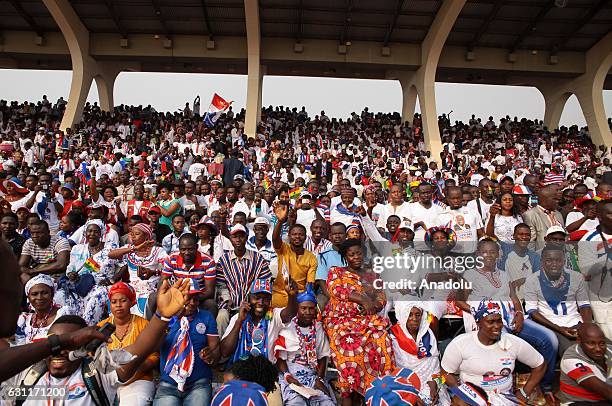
[98,314,159,382]
[272,242,316,308]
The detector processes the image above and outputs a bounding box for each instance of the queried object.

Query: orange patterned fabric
[323,266,395,398]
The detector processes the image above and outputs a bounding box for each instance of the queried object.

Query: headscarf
[132,223,153,240]
[84,219,104,232]
[424,226,457,249]
[391,301,438,360]
[296,283,316,304]
[108,281,136,305]
[25,274,55,296]
[472,298,502,323]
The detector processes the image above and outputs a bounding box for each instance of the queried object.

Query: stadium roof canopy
[0,0,610,152]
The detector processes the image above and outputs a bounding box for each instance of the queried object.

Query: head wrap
[108,281,136,305]
[25,274,55,296]
[472,299,502,323]
[132,223,153,240]
[364,367,421,406]
[392,301,438,360]
[211,380,268,406]
[448,383,489,406]
[85,219,104,232]
[296,283,316,304]
[424,226,457,249]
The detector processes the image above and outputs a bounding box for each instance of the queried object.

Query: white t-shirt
[467,198,492,224]
[30,193,65,231]
[223,307,290,363]
[437,208,482,253]
[6,363,120,406]
[296,209,317,235]
[565,211,599,232]
[376,202,412,229]
[187,163,206,181]
[407,202,444,242]
[504,251,533,300]
[524,271,591,328]
[441,332,544,394]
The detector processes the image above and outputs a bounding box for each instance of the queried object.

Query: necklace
[293,317,317,370]
[113,316,133,344]
[28,306,55,343]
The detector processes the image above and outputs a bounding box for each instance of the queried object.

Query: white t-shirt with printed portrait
[441,331,544,394]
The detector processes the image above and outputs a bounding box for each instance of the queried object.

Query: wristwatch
[48,334,62,356]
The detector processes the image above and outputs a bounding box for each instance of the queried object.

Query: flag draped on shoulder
[204,93,231,127]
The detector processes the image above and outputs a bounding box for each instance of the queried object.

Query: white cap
[398,220,413,231]
[253,217,270,227]
[230,224,248,235]
[545,225,567,237]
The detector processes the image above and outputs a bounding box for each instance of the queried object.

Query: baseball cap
[197,216,219,235]
[229,223,247,235]
[211,380,267,406]
[512,185,532,195]
[398,220,413,231]
[148,206,161,214]
[250,278,272,295]
[187,279,204,295]
[364,368,421,406]
[545,225,567,237]
[253,217,270,227]
[233,174,244,180]
[300,190,312,198]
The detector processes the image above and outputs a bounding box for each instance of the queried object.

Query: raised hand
[156,279,190,318]
[274,202,289,223]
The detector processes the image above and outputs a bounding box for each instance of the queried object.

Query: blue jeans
[514,319,558,392]
[153,377,212,406]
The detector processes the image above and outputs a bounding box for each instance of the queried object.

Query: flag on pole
[204,93,231,127]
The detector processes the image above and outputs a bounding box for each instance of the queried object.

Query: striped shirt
[216,250,271,309]
[543,172,565,185]
[22,235,71,269]
[304,236,332,255]
[246,236,277,263]
[162,252,216,285]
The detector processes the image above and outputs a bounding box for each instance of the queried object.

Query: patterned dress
[323,266,395,398]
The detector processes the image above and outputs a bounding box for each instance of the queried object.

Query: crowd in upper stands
[0,95,610,406]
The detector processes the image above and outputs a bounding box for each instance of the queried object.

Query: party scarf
[539,270,570,315]
[164,316,194,391]
[390,324,434,359]
[334,202,358,217]
[229,311,272,366]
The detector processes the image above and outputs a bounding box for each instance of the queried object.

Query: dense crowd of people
[0,95,610,406]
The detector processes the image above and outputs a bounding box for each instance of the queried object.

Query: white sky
[1,69,610,127]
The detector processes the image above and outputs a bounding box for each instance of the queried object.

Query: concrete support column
[573,31,612,147]
[244,0,261,139]
[390,0,466,162]
[398,72,418,124]
[414,70,443,159]
[95,62,123,112]
[43,0,139,129]
[64,62,95,131]
[575,86,611,147]
[533,80,573,131]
